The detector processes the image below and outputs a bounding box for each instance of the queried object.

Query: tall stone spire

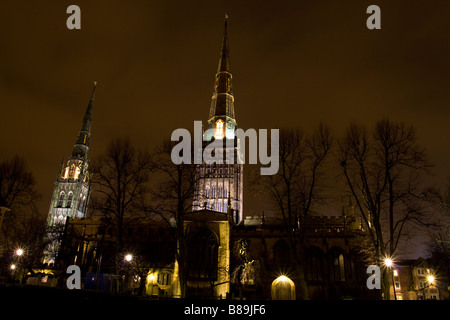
[217,14,230,73]
[206,15,236,141]
[44,83,96,264]
[71,82,96,159]
[194,16,243,225]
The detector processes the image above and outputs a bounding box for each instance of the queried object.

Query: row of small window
[417,268,430,275]
[157,272,171,286]
[56,191,87,211]
[200,166,233,177]
[204,200,228,213]
[392,293,437,300]
[205,186,228,199]
[418,294,438,300]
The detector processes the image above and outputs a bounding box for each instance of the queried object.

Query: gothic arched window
[215,120,224,139]
[79,196,86,212]
[329,248,346,282]
[305,246,324,283]
[69,164,76,178]
[67,193,73,208]
[218,185,223,198]
[187,228,219,281]
[57,192,65,208]
[78,194,83,210]
[212,186,216,198]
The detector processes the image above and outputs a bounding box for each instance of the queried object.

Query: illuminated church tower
[193,16,244,224]
[44,83,96,264]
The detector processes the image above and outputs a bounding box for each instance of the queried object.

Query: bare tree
[423,178,450,287]
[338,118,431,299]
[150,139,199,298]
[0,156,44,280]
[0,155,39,211]
[90,137,152,292]
[252,124,333,300]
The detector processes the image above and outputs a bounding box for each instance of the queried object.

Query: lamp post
[123,254,133,294]
[384,258,397,300]
[425,274,435,300]
[10,264,16,284]
[14,248,24,285]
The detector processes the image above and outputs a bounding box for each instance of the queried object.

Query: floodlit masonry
[170,121,279,176]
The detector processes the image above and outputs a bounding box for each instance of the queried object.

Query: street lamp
[14,248,24,285]
[384,257,397,300]
[419,273,436,300]
[125,254,133,262]
[384,258,393,268]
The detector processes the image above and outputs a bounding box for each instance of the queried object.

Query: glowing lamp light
[384,258,393,268]
[277,275,289,282]
[10,264,16,270]
[427,275,435,284]
[16,248,24,256]
[125,254,133,262]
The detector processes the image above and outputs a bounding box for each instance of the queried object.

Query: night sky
[1,1,449,257]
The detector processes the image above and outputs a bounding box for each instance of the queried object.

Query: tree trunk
[382,268,391,300]
[289,237,309,300]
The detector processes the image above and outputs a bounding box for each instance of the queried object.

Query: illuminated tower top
[205,15,237,141]
[71,82,96,160]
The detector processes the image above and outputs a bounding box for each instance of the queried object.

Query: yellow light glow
[125,254,132,262]
[384,258,393,267]
[277,275,289,282]
[215,120,224,139]
[427,275,435,284]
[10,264,16,270]
[63,167,69,179]
[16,248,23,256]
[74,167,80,180]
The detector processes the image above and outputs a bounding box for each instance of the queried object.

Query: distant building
[387,258,447,300]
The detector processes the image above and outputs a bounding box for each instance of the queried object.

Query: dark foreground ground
[0,285,444,318]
